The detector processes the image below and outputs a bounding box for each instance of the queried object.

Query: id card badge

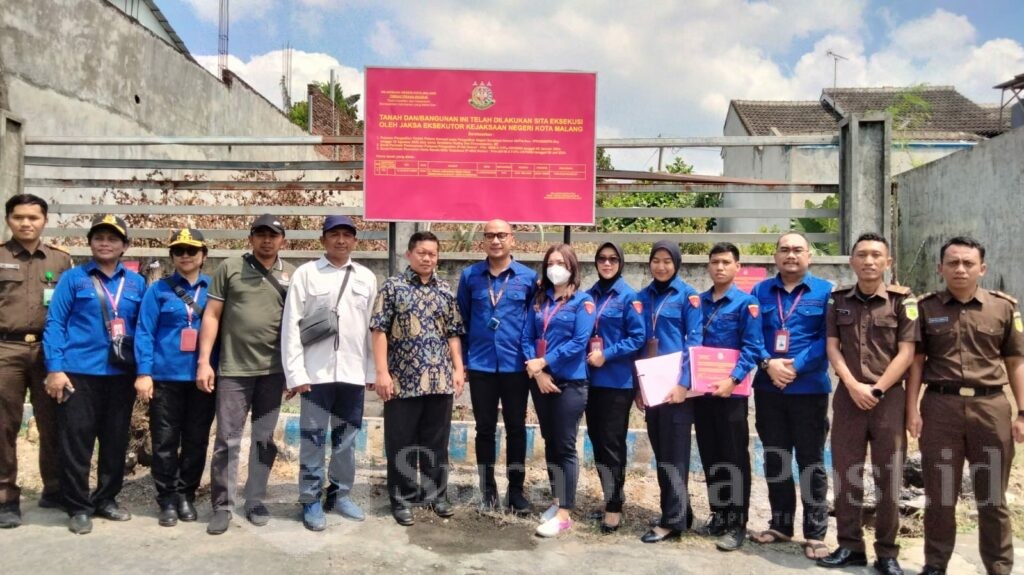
[773,329,790,354]
[43,288,55,307]
[487,317,501,331]
[180,327,198,352]
[109,318,126,338]
[645,337,659,357]
[588,336,604,354]
[535,338,547,359]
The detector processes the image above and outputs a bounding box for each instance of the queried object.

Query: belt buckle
[24,334,37,343]
[958,387,976,397]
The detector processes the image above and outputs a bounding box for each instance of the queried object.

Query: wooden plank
[595,208,838,218]
[26,135,363,146]
[596,183,838,194]
[25,156,361,171]
[45,228,388,241]
[26,178,363,191]
[596,135,837,147]
[47,204,363,216]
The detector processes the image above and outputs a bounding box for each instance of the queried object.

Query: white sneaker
[535,516,572,538]
[540,504,559,521]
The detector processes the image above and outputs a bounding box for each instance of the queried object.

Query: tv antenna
[280,43,293,111]
[218,0,229,75]
[826,50,848,92]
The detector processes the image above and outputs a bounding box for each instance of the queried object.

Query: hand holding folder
[634,351,683,408]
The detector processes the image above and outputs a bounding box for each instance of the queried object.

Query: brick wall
[307,84,363,172]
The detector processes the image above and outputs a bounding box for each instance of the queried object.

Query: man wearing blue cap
[282,216,377,531]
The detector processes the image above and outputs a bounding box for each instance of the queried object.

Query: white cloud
[181,0,276,24]
[194,50,365,118]
[369,20,401,58]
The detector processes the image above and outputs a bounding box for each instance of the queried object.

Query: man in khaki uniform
[0,194,72,527]
[819,233,917,575]
[907,236,1024,575]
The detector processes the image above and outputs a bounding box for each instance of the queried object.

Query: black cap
[250,214,285,235]
[89,214,128,241]
[169,228,206,248]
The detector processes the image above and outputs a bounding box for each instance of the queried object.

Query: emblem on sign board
[469,82,495,110]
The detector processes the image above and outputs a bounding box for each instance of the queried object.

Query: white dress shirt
[282,255,377,389]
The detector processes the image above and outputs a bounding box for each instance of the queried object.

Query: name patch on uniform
[927,316,949,325]
[837,308,851,315]
[0,263,19,270]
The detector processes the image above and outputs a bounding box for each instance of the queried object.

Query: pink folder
[634,351,682,408]
[689,346,752,397]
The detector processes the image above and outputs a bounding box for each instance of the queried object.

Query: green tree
[596,147,614,172]
[286,81,363,131]
[794,195,840,255]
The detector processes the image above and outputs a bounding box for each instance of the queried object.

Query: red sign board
[734,266,768,293]
[364,67,596,224]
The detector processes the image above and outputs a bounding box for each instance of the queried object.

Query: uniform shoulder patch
[688,294,700,308]
[902,296,919,320]
[886,284,911,295]
[583,300,595,314]
[46,242,70,255]
[748,303,760,318]
[1013,311,1022,333]
[631,301,643,314]
[990,290,1019,306]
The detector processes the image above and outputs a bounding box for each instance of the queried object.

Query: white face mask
[546,264,571,286]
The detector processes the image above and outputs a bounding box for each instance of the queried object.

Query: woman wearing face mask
[133,229,214,528]
[584,242,645,533]
[521,243,595,538]
[635,240,703,543]
[43,215,146,535]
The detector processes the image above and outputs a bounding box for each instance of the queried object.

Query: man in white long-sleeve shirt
[282,215,377,532]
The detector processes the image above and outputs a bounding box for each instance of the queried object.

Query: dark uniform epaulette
[46,242,70,255]
[886,284,911,295]
[989,290,1018,306]
[917,291,937,301]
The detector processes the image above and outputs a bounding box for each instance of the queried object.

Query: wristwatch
[729,376,741,385]
[871,387,885,399]
[759,358,771,371]
[1018,409,1024,418]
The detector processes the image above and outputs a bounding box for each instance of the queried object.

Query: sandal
[751,529,792,544]
[803,540,828,559]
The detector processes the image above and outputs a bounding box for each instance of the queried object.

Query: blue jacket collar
[701,283,743,303]
[84,259,125,279]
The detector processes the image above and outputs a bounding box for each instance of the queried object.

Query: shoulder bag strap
[91,274,112,340]
[161,277,204,316]
[243,253,287,300]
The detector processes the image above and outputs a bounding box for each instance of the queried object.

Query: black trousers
[585,386,634,513]
[531,378,588,510]
[754,390,830,540]
[58,373,135,516]
[468,370,530,494]
[646,400,694,531]
[149,380,216,506]
[694,395,751,528]
[384,393,453,509]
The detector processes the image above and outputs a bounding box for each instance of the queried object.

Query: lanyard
[487,272,509,308]
[99,276,126,318]
[776,287,805,328]
[650,294,672,333]
[703,298,726,334]
[541,299,565,338]
[184,286,202,327]
[592,294,616,333]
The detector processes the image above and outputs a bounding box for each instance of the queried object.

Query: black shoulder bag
[92,275,136,370]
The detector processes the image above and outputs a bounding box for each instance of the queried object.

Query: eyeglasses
[171,246,201,257]
[776,247,808,256]
[596,256,620,264]
[483,232,510,242]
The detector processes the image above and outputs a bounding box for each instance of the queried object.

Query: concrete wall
[106,0,177,49]
[0,0,350,216]
[895,126,1024,295]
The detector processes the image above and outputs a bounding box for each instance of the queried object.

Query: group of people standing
[0,195,1021,575]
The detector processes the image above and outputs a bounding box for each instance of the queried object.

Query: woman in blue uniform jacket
[43,214,146,535]
[584,241,644,533]
[521,243,595,538]
[133,228,214,527]
[635,240,703,543]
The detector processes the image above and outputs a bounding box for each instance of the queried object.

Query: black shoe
[207,510,231,535]
[648,515,662,528]
[600,521,620,534]
[177,497,197,522]
[478,490,498,513]
[245,502,270,527]
[505,489,530,516]
[157,503,178,527]
[392,507,414,526]
[38,493,65,510]
[816,547,868,569]
[873,557,905,575]
[715,527,746,552]
[68,513,92,535]
[95,502,132,521]
[431,500,454,518]
[697,512,727,537]
[640,528,682,543]
[916,566,944,575]
[0,502,22,528]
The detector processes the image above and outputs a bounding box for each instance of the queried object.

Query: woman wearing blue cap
[134,228,214,527]
[43,214,146,534]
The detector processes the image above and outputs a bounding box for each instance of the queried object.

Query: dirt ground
[5,434,1022,575]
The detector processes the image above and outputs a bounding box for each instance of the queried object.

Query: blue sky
[160,0,1024,173]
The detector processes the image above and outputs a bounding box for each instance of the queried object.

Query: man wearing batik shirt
[370,231,466,527]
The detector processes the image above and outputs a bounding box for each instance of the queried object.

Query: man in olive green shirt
[197,214,296,534]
